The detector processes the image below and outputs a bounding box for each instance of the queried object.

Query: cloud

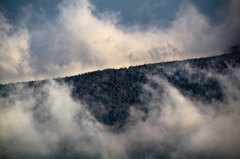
[0,12,33,83]
[129,74,240,159]
[0,0,240,84]
[0,80,105,158]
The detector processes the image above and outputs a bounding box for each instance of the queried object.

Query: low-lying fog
[0,68,240,159]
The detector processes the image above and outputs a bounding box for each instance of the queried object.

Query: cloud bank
[0,0,240,83]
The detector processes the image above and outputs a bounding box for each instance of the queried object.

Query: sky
[1,1,240,158]
[0,0,240,84]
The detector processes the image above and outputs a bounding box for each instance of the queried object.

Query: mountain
[1,48,240,159]
[1,50,240,128]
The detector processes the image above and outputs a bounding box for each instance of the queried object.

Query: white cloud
[0,0,239,83]
[0,13,33,83]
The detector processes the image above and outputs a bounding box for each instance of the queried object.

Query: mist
[1,66,240,159]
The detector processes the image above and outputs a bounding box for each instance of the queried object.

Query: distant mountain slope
[1,51,240,128]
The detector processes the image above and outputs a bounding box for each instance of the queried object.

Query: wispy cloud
[0,12,33,83]
[0,0,239,83]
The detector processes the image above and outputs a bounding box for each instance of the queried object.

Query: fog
[0,67,240,159]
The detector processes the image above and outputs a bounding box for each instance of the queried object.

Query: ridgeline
[1,50,240,128]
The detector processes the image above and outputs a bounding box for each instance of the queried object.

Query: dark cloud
[0,0,61,25]
[90,0,181,28]
[90,0,231,28]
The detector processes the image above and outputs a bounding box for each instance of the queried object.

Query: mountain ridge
[1,50,240,128]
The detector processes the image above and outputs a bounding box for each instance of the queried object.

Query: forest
[1,50,240,129]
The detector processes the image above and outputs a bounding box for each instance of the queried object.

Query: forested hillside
[1,51,240,128]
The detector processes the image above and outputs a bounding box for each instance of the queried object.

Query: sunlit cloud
[0,0,239,83]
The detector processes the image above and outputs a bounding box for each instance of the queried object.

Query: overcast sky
[0,0,240,84]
